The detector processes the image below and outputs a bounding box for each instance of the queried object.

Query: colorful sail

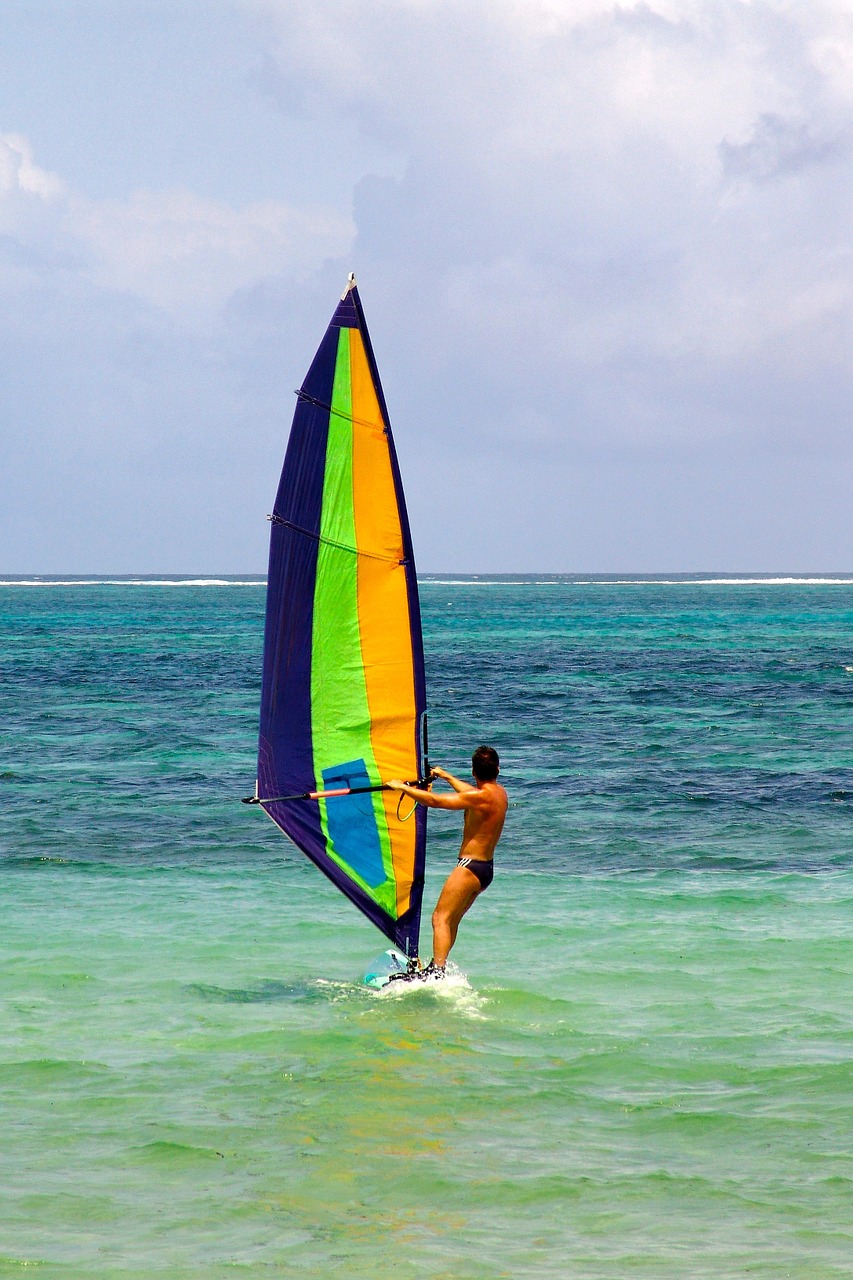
[254,276,428,957]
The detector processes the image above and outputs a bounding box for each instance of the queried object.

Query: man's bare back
[387,745,507,975]
[455,777,508,862]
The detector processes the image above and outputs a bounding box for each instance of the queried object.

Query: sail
[255,277,427,957]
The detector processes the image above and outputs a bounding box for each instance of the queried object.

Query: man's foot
[386,957,422,984]
[386,958,445,983]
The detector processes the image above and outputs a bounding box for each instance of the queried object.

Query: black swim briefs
[457,856,494,890]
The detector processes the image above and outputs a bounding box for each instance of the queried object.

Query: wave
[601,577,853,586]
[420,576,853,587]
[423,579,535,586]
[3,575,852,589]
[0,578,265,587]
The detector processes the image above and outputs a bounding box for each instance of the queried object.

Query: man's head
[472,745,500,782]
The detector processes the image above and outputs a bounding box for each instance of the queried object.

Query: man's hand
[387,779,406,792]
[429,765,473,795]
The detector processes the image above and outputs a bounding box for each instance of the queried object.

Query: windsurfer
[387,745,507,978]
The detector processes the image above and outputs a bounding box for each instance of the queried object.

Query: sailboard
[247,275,428,960]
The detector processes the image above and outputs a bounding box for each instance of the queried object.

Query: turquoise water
[2,577,852,1278]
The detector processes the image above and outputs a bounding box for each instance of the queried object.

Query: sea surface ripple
[1,578,851,1278]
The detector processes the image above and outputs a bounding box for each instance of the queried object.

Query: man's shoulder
[484,781,508,808]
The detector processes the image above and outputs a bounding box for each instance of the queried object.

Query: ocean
[1,576,851,1278]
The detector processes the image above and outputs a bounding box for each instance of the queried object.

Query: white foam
[625,578,850,586]
[420,576,853,587]
[421,579,534,586]
[0,578,266,587]
[3,575,851,589]
[374,962,487,1017]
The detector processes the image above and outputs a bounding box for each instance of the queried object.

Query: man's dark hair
[472,745,500,782]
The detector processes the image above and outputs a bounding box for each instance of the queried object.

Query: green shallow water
[2,863,852,1278]
[1,578,852,1277]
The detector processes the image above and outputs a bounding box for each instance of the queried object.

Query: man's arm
[430,765,474,794]
[387,778,481,811]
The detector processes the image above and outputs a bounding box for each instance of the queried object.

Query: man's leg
[431,865,481,967]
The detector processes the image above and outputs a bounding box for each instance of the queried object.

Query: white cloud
[0,133,354,315]
[251,0,853,439]
[4,1,853,570]
[75,187,353,313]
[0,133,65,201]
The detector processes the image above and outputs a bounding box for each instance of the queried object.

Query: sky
[1,0,852,573]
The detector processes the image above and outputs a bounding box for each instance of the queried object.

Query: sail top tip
[342,271,357,299]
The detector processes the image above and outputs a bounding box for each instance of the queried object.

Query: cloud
[720,112,849,182]
[0,133,75,272]
[3,2,853,570]
[0,127,354,571]
[0,133,65,201]
[76,187,353,314]
[0,132,354,315]
[251,0,853,437]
